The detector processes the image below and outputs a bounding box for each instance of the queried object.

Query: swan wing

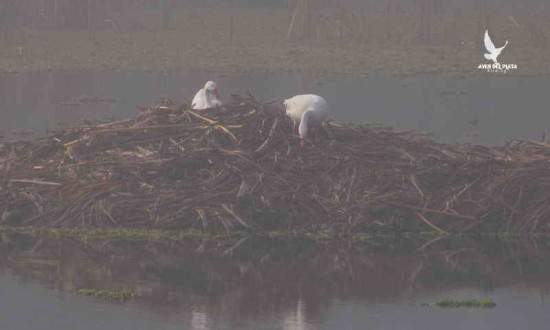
[285,94,329,123]
[192,89,207,110]
[284,96,308,121]
[484,30,497,54]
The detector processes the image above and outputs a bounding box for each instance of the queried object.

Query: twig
[221,204,249,228]
[187,110,216,124]
[87,123,241,135]
[407,175,424,197]
[187,110,239,142]
[255,117,279,153]
[383,201,477,220]
[10,179,62,186]
[417,235,444,252]
[415,212,449,235]
[169,138,186,152]
[98,203,117,224]
[222,237,248,257]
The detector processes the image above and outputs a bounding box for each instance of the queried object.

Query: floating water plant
[353,234,371,243]
[77,289,140,302]
[306,231,333,241]
[76,289,97,296]
[0,226,213,243]
[496,232,518,243]
[436,299,496,308]
[267,231,300,239]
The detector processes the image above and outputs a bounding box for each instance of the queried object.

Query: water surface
[1,233,550,329]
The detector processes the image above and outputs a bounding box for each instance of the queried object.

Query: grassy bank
[0,8,548,76]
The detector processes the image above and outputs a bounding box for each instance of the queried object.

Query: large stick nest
[2,94,550,234]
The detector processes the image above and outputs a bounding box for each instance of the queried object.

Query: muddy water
[1,233,550,329]
[1,71,549,144]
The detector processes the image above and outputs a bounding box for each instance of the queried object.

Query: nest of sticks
[2,94,550,234]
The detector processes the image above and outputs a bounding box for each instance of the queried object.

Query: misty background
[0,0,548,49]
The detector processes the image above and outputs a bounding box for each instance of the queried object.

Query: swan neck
[299,110,312,139]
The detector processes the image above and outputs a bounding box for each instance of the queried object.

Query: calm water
[1,71,550,144]
[1,233,550,330]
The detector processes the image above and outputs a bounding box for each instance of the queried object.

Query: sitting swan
[283,94,330,148]
[192,81,223,110]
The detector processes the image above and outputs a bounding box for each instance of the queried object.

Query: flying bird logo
[483,30,508,65]
[477,30,517,73]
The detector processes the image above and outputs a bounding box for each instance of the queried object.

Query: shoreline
[0,225,536,244]
[1,66,549,78]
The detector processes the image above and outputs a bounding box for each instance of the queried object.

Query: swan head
[204,81,220,98]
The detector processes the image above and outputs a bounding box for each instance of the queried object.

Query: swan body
[192,81,222,110]
[484,30,508,64]
[283,94,329,148]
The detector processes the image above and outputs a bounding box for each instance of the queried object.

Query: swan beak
[300,138,305,148]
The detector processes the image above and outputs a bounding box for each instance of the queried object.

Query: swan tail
[484,53,492,60]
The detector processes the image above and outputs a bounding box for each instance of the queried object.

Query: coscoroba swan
[192,81,223,110]
[283,94,330,148]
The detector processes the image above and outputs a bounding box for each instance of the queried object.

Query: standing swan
[192,81,223,110]
[283,94,330,148]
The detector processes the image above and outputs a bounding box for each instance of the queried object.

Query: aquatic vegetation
[77,289,140,302]
[0,226,224,243]
[496,232,518,243]
[76,289,97,296]
[436,299,496,308]
[267,231,300,239]
[353,234,371,243]
[419,230,445,239]
[306,231,333,241]
[266,230,335,241]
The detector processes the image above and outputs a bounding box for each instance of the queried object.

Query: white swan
[484,30,508,65]
[283,94,330,148]
[192,81,223,110]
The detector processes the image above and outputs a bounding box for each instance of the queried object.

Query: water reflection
[1,71,550,144]
[283,297,312,330]
[191,309,209,330]
[1,232,550,329]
